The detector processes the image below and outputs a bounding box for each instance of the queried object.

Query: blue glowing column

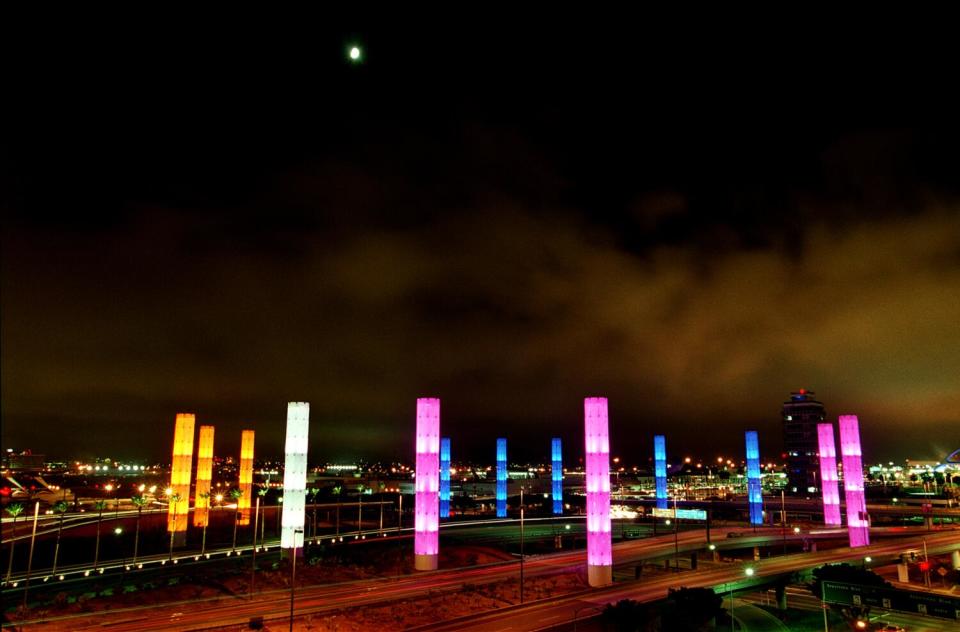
[745,430,763,525]
[440,437,451,518]
[654,435,667,510]
[551,438,563,515]
[496,438,507,518]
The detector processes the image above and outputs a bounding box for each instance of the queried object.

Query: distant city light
[348,46,362,61]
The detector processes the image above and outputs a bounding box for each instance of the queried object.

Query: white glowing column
[585,397,612,587]
[839,414,869,547]
[281,402,310,551]
[238,430,255,526]
[816,423,842,526]
[414,397,440,571]
[168,413,195,539]
[193,425,215,527]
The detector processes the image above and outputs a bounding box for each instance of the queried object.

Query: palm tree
[4,502,25,583]
[92,500,108,569]
[229,488,243,551]
[356,484,365,537]
[257,486,268,547]
[197,492,211,555]
[332,485,343,537]
[167,493,181,561]
[308,488,320,540]
[51,501,69,574]
[130,495,149,566]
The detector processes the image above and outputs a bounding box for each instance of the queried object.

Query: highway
[8,526,957,631]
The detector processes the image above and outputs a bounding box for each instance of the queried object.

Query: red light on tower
[799,388,806,394]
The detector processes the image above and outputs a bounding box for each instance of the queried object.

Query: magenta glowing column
[414,397,440,570]
[816,423,842,526]
[584,397,612,587]
[838,415,869,547]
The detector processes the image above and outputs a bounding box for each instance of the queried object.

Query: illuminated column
[496,438,507,518]
[193,425,215,527]
[551,438,563,515]
[415,397,440,571]
[817,423,842,526]
[839,415,870,547]
[168,413,195,543]
[585,397,612,587]
[745,430,763,526]
[238,430,255,526]
[281,402,310,552]
[654,435,667,510]
[439,437,451,519]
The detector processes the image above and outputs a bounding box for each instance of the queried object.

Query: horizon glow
[585,397,612,574]
[440,437,451,519]
[415,398,441,561]
[193,425,214,528]
[745,430,763,525]
[817,423,842,526]
[496,438,507,518]
[281,402,309,549]
[839,414,869,547]
[168,413,195,534]
[238,429,255,526]
[551,437,563,515]
[654,435,667,510]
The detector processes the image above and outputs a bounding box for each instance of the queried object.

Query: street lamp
[289,527,303,632]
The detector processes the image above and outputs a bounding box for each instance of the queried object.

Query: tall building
[782,389,825,494]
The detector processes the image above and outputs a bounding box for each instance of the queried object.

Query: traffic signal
[918,560,931,572]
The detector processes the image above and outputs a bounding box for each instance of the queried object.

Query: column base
[414,553,438,571]
[588,564,612,587]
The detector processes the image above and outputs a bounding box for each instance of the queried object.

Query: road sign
[822,581,960,620]
[650,508,707,520]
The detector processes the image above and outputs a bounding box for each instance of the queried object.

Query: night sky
[3,21,959,464]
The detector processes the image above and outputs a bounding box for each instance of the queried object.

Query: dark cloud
[3,23,960,464]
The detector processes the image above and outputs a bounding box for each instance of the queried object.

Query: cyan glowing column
[415,398,440,570]
[839,415,869,547]
[496,438,507,518]
[817,423,842,526]
[585,397,612,587]
[745,430,763,525]
[439,437,451,519]
[654,435,667,510]
[281,402,309,552]
[551,438,563,515]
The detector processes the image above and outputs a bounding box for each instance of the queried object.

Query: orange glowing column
[238,429,255,525]
[193,425,215,527]
[168,413,196,535]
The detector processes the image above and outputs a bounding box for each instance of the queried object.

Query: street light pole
[781,489,787,555]
[251,495,260,599]
[519,487,525,604]
[289,527,302,632]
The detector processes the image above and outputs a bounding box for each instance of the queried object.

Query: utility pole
[22,501,40,609]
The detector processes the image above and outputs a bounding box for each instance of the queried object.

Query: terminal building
[782,389,825,494]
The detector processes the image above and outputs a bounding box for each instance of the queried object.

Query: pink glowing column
[414,397,440,571]
[584,397,612,587]
[817,423,842,526]
[839,415,869,547]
